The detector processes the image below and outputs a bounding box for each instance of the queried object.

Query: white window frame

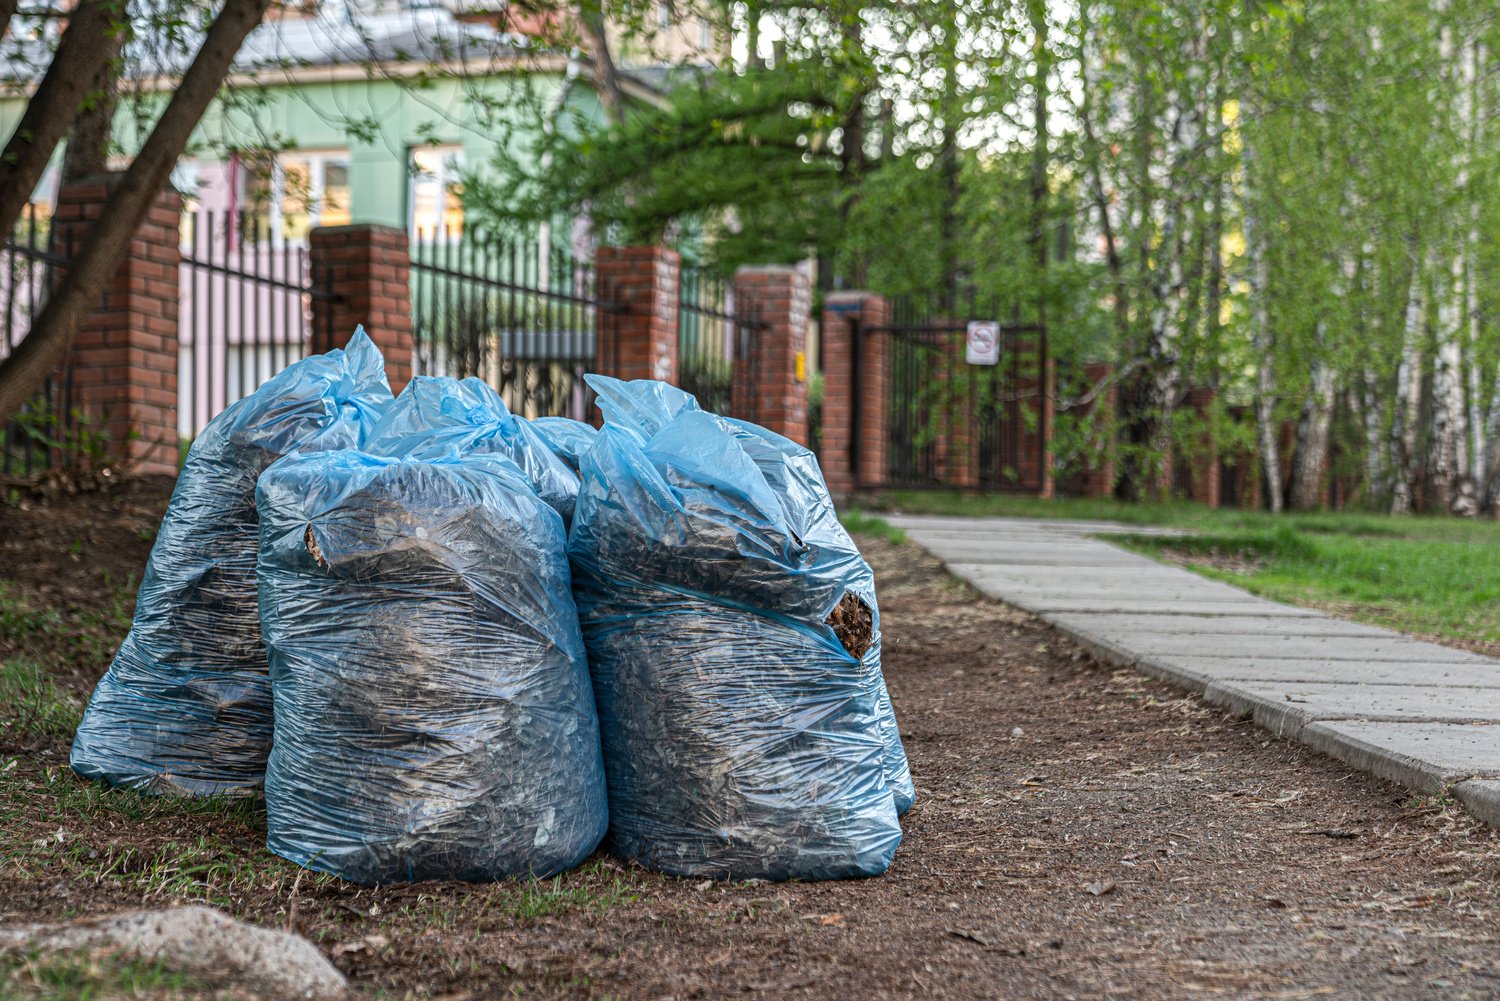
[236,148,350,245]
[407,145,465,240]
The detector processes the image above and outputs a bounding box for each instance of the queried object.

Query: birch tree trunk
[1390,276,1425,515]
[1289,347,1336,511]
[1242,114,1282,512]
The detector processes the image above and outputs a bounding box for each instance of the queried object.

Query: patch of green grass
[866,490,1500,543]
[0,580,133,677]
[839,509,907,545]
[43,769,262,826]
[391,862,637,932]
[0,662,84,747]
[0,950,200,1001]
[56,834,327,909]
[506,870,636,919]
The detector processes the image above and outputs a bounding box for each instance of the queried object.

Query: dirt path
[3,483,1499,999]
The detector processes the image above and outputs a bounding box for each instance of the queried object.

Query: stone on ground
[0,905,346,999]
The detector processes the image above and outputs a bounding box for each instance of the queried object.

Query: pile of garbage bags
[70,331,913,885]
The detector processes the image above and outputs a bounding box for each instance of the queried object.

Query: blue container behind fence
[70,329,391,795]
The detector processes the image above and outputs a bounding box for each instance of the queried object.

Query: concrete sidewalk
[888,514,1500,827]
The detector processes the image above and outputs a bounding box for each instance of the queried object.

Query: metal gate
[865,295,1047,492]
[677,265,764,420]
[409,227,616,422]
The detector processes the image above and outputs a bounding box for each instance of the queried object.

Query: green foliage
[4,403,126,481]
[485,0,1500,510]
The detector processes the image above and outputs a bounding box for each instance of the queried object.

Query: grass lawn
[863,490,1500,653]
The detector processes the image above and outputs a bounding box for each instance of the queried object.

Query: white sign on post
[965,320,1001,366]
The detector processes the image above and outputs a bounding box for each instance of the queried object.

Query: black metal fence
[678,265,762,419]
[179,211,336,440]
[873,293,1047,492]
[409,227,614,421]
[2,204,75,478]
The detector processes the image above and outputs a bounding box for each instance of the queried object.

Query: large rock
[0,905,346,999]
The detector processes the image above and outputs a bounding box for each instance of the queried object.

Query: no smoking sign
[965,320,1001,366]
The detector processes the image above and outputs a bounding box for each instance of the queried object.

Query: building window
[235,148,350,244]
[698,16,711,49]
[657,0,673,30]
[409,146,464,238]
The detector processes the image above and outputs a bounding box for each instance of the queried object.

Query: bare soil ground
[4,480,1500,999]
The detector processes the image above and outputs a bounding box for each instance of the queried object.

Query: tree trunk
[1390,276,1424,515]
[581,8,626,125]
[1027,0,1050,279]
[0,0,274,428]
[937,4,960,308]
[61,17,128,181]
[0,0,124,241]
[1242,119,1281,512]
[1289,352,1335,511]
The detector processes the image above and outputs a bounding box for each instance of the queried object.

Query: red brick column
[819,291,890,500]
[596,245,680,386]
[308,225,413,394]
[53,174,181,476]
[731,266,811,445]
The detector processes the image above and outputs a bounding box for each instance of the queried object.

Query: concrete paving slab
[885,516,1183,538]
[1456,780,1500,828]
[953,566,1244,594]
[1299,721,1500,792]
[1202,680,1500,738]
[1014,599,1322,617]
[1132,654,1500,689]
[1070,630,1488,664]
[1043,612,1397,639]
[919,546,1155,567]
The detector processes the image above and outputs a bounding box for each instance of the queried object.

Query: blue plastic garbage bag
[364,376,579,525]
[530,416,597,474]
[70,329,392,795]
[569,375,911,881]
[256,449,607,884]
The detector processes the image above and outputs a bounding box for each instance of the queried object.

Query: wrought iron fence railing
[678,265,763,420]
[409,228,617,422]
[178,211,336,442]
[2,204,76,479]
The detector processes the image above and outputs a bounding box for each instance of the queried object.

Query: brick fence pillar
[596,245,680,388]
[53,173,181,476]
[819,291,890,501]
[308,225,413,394]
[732,266,811,445]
